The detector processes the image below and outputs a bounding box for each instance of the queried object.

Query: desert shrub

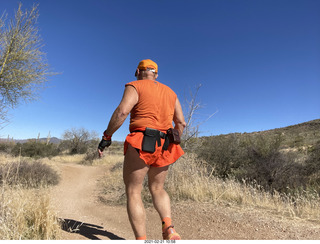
[11,140,60,159]
[0,160,60,188]
[80,141,123,165]
[107,141,124,155]
[244,150,305,193]
[81,148,99,165]
[288,134,305,147]
[61,128,98,155]
[304,141,320,192]
[0,142,15,154]
[241,134,314,193]
[305,141,320,171]
[197,134,247,178]
[196,133,314,194]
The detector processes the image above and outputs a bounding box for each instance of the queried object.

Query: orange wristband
[103,131,112,140]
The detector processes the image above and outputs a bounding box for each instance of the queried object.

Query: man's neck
[137,77,156,81]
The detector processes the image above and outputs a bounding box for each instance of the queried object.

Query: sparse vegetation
[196,119,320,195]
[0,159,60,188]
[0,141,15,154]
[0,155,61,239]
[97,152,320,223]
[0,119,319,239]
[11,140,60,159]
[95,120,320,225]
[0,185,61,239]
[166,154,320,222]
[81,141,123,165]
[60,127,98,155]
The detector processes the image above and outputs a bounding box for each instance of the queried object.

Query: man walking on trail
[98,59,186,240]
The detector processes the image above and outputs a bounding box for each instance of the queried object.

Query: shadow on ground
[59,218,125,240]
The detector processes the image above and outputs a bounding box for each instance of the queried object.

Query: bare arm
[104,85,138,136]
[173,98,186,136]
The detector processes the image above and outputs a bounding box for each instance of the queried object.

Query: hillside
[258,119,320,147]
[199,119,320,148]
[193,119,320,195]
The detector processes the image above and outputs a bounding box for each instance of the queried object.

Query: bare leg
[123,144,149,239]
[148,165,171,220]
[148,165,181,240]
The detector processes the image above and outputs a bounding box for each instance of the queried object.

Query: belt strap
[132,129,169,150]
[132,129,166,138]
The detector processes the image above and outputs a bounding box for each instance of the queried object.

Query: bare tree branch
[62,127,98,154]
[182,83,218,150]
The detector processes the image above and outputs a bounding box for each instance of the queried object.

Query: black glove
[98,136,112,151]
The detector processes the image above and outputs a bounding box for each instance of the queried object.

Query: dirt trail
[50,163,320,240]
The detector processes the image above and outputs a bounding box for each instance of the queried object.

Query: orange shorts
[124,131,184,168]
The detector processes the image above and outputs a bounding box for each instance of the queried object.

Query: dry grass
[0,153,32,165]
[166,153,320,223]
[39,148,123,166]
[97,152,320,224]
[0,151,124,240]
[0,155,61,240]
[43,154,85,164]
[0,160,60,188]
[92,152,124,166]
[0,185,61,239]
[95,153,126,204]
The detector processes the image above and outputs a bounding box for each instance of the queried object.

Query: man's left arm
[98,85,138,156]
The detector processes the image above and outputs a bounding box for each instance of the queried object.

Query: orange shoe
[162,225,181,240]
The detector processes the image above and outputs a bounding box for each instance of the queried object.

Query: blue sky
[1,0,319,141]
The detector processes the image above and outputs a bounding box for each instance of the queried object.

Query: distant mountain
[0,137,61,144]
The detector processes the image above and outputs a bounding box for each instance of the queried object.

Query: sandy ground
[49,163,320,240]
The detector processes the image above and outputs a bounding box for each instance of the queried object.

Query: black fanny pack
[133,127,180,153]
[142,128,165,153]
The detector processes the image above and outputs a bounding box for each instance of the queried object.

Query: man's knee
[148,183,164,195]
[125,182,144,195]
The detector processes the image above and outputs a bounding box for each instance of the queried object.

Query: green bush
[0,142,15,154]
[0,160,60,188]
[197,133,315,194]
[304,141,320,192]
[243,136,306,192]
[11,140,60,158]
[197,134,247,178]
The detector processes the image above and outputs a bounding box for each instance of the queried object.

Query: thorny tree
[62,128,98,155]
[0,4,52,126]
[181,84,217,150]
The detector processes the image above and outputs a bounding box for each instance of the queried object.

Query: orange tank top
[125,80,177,132]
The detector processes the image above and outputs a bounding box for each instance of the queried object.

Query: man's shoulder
[126,80,139,86]
[158,81,176,94]
[126,80,176,95]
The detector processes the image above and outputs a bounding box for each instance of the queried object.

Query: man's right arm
[173,98,186,136]
[104,85,138,136]
[98,85,138,157]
